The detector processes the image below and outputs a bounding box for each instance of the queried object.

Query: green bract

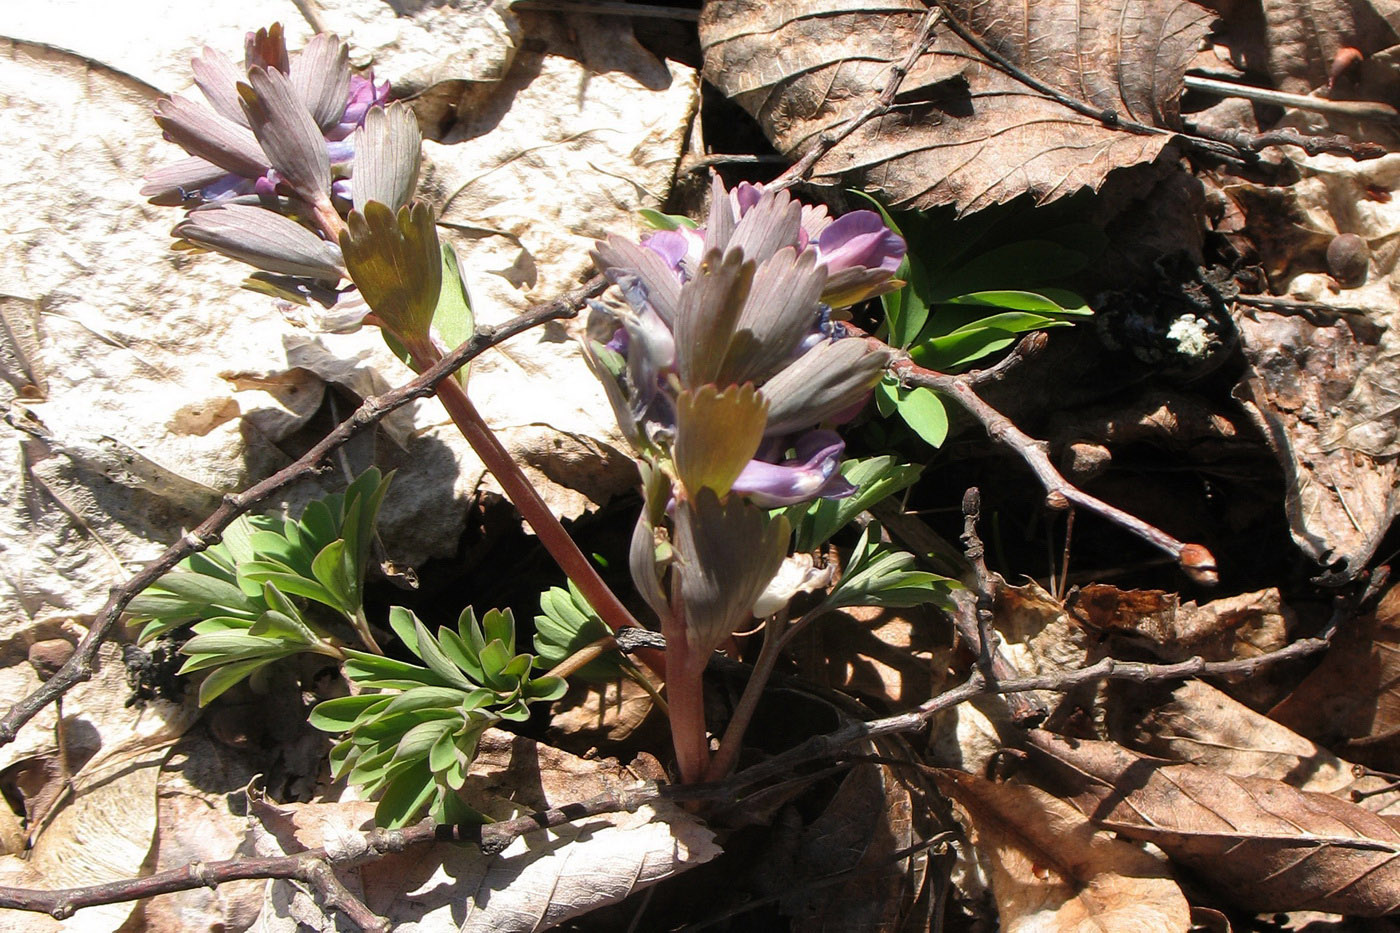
[312,606,566,828]
[125,468,393,704]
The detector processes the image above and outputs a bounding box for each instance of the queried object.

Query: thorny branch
[0,279,605,748]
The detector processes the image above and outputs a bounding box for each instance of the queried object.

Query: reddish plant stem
[424,367,666,679]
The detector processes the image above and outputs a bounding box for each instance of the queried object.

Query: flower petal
[191,46,248,126]
[290,33,352,130]
[240,66,331,207]
[611,275,675,419]
[154,94,271,179]
[723,187,802,266]
[174,204,344,279]
[762,338,890,435]
[674,248,753,387]
[721,246,827,385]
[731,430,853,507]
[815,210,906,273]
[673,488,789,655]
[628,462,674,624]
[592,234,681,325]
[674,384,768,498]
[141,156,238,204]
[352,104,422,214]
[752,553,834,618]
[244,23,290,74]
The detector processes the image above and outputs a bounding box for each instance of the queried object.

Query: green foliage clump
[310,606,566,828]
[126,468,393,705]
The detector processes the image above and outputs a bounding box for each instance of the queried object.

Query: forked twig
[0,282,603,747]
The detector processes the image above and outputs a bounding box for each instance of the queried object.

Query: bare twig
[950,493,1047,723]
[0,782,660,927]
[0,281,604,747]
[771,9,942,188]
[962,331,1049,388]
[732,601,1344,788]
[838,324,1220,586]
[1183,75,1400,125]
[959,489,998,682]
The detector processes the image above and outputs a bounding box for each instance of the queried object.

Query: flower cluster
[144,24,430,340]
[587,179,904,669]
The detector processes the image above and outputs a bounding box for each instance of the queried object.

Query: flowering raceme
[143,24,429,340]
[587,179,904,677]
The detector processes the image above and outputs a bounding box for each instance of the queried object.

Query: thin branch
[0,782,660,927]
[0,282,602,747]
[922,366,1219,583]
[1183,75,1400,125]
[839,325,1220,585]
[771,9,943,188]
[730,600,1345,789]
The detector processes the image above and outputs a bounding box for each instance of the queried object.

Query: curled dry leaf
[1027,729,1400,916]
[1226,152,1400,571]
[699,0,1211,212]
[933,769,1190,933]
[753,761,918,932]
[1269,585,1400,775]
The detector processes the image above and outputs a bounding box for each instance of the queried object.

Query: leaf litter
[13,0,1400,930]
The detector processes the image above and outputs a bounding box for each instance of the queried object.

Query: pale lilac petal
[191,46,247,126]
[731,431,853,507]
[244,24,290,74]
[815,211,905,273]
[289,33,352,130]
[154,94,271,179]
[174,204,344,280]
[241,67,332,206]
[351,104,421,213]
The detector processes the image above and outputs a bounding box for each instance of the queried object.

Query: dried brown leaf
[699,0,1212,212]
[1270,585,1400,775]
[1028,730,1400,916]
[933,769,1190,932]
[1110,679,1400,815]
[780,763,917,932]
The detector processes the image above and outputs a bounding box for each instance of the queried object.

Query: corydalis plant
[589,179,905,782]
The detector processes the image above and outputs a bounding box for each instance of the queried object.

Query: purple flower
[144,26,433,344]
[815,211,905,274]
[143,27,384,210]
[731,431,856,507]
[625,180,905,310]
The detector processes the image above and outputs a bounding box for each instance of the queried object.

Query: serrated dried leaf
[700,0,1212,212]
[934,769,1190,933]
[1028,729,1400,916]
